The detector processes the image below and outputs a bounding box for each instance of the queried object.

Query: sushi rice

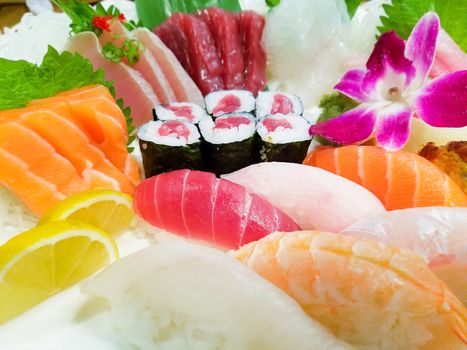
[154,103,209,124]
[255,91,304,119]
[199,113,256,144]
[205,90,255,116]
[257,114,310,144]
[138,120,200,147]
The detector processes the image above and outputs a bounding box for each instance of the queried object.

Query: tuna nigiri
[233,231,467,349]
[341,207,467,305]
[133,169,300,249]
[223,162,385,232]
[304,145,467,210]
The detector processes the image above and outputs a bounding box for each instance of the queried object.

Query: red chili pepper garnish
[118,13,126,22]
[92,15,113,32]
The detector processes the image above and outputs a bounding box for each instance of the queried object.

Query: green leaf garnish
[345,0,363,19]
[102,39,145,66]
[378,0,467,52]
[266,0,281,8]
[0,47,135,151]
[135,0,242,30]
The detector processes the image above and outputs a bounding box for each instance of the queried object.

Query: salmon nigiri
[304,145,467,210]
[233,231,467,349]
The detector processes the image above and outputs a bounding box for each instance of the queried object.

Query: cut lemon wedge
[0,220,118,324]
[40,189,134,235]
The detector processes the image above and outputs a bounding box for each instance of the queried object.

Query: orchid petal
[310,106,376,144]
[405,12,440,86]
[334,69,368,103]
[363,32,416,100]
[375,103,412,151]
[414,70,467,127]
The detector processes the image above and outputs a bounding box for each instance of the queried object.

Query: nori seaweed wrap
[138,120,203,178]
[199,113,256,175]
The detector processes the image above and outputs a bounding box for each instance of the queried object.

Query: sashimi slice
[0,149,65,216]
[223,162,386,232]
[0,122,88,196]
[133,28,204,105]
[236,11,267,95]
[197,7,245,89]
[304,146,467,210]
[341,207,467,305]
[19,110,135,195]
[66,32,158,126]
[101,22,176,104]
[431,29,467,77]
[134,170,300,249]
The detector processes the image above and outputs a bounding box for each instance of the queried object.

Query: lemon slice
[41,189,134,235]
[0,220,118,324]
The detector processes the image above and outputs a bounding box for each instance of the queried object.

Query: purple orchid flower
[310,12,467,151]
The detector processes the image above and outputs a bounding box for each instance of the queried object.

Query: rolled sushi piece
[199,113,256,175]
[255,91,304,119]
[153,102,209,124]
[257,114,311,163]
[138,120,203,177]
[205,90,255,116]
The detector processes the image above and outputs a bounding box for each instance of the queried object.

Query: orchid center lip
[386,87,403,102]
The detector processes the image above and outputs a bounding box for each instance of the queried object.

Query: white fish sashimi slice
[223,162,386,232]
[101,22,176,104]
[133,28,205,106]
[341,207,467,305]
[66,32,159,126]
[431,29,467,77]
[82,241,353,350]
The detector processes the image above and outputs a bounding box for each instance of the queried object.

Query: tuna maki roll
[255,91,304,119]
[154,102,209,124]
[138,120,203,177]
[257,115,311,163]
[199,113,256,175]
[205,90,255,117]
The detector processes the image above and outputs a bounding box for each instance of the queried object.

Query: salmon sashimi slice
[133,28,204,105]
[197,8,245,90]
[18,110,135,195]
[304,145,467,210]
[101,22,176,104]
[66,32,159,126]
[0,149,66,216]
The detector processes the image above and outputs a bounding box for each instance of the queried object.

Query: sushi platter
[0,0,466,349]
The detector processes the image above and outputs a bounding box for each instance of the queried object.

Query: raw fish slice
[66,32,158,126]
[19,110,135,195]
[134,170,300,249]
[431,29,467,77]
[341,207,467,305]
[197,8,245,89]
[82,241,353,350]
[223,162,386,232]
[0,122,88,196]
[233,231,467,350]
[133,28,204,105]
[101,22,175,104]
[304,146,467,209]
[0,149,65,216]
[236,11,267,95]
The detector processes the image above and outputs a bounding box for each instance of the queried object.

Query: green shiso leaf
[0,47,135,151]
[135,0,242,30]
[345,0,363,19]
[378,0,467,52]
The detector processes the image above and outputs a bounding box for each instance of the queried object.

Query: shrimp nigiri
[233,230,467,350]
[341,207,467,305]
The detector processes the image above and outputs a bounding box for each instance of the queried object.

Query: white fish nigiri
[223,162,386,232]
[341,207,467,305]
[82,241,352,350]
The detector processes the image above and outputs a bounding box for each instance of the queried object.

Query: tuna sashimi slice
[197,8,245,89]
[66,32,159,126]
[134,170,300,249]
[101,22,176,104]
[133,28,204,105]
[223,162,386,233]
[236,11,267,95]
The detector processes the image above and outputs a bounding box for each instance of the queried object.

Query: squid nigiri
[233,230,467,350]
[133,169,300,249]
[223,162,385,232]
[341,207,467,305]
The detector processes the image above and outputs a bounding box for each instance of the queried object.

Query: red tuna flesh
[215,116,251,129]
[158,120,190,141]
[271,94,294,115]
[197,7,245,89]
[263,118,292,132]
[236,11,267,96]
[212,94,241,115]
[166,105,195,121]
[134,169,300,249]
